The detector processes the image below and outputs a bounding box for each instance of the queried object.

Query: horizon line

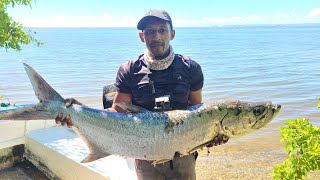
[25,23,320,28]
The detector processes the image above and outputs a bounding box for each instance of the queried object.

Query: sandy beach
[195,121,320,180]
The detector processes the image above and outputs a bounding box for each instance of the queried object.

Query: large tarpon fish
[0,63,281,164]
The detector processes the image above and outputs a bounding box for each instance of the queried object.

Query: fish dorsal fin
[72,126,111,163]
[23,63,64,103]
[114,102,149,113]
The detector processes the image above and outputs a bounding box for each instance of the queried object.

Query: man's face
[139,19,175,59]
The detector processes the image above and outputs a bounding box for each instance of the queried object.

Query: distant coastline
[25,23,320,29]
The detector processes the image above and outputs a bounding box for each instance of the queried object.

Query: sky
[7,0,320,27]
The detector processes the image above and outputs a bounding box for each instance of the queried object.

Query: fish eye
[253,106,265,116]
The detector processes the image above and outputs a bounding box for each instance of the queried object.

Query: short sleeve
[189,61,204,92]
[115,61,131,94]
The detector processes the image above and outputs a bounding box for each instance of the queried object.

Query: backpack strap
[102,84,117,109]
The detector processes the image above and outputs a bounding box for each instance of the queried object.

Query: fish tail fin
[23,63,64,103]
[0,63,63,120]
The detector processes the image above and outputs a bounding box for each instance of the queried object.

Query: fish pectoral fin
[114,102,149,113]
[81,152,111,163]
[188,134,230,154]
[187,140,218,154]
[187,143,207,154]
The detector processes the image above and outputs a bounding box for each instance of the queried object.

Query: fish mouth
[270,104,281,122]
[272,104,281,116]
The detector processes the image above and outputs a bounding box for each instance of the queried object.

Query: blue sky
[7,0,320,27]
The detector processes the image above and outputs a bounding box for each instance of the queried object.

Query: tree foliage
[0,94,12,107]
[0,0,43,51]
[273,118,320,179]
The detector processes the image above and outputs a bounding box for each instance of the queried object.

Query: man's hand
[55,98,82,128]
[64,98,83,108]
[55,113,73,127]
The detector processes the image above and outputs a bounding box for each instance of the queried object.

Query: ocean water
[1,25,319,125]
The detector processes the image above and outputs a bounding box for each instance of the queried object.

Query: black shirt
[115,54,204,111]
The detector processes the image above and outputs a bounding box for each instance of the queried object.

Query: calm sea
[1,25,319,125]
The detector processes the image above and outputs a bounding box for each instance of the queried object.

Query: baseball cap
[137,9,172,30]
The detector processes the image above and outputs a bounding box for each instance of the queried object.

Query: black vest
[130,55,192,111]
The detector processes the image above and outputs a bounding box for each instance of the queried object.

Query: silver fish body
[0,63,281,163]
[48,100,279,161]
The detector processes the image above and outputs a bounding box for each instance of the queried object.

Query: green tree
[1,0,43,107]
[0,94,12,107]
[0,0,43,51]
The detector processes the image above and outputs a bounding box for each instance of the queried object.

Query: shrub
[273,118,320,179]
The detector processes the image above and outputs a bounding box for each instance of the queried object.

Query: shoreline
[195,121,320,179]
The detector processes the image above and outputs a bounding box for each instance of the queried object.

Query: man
[109,9,203,180]
[57,9,227,180]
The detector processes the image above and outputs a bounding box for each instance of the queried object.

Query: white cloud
[13,9,318,28]
[177,15,262,26]
[308,8,320,17]
[18,14,139,27]
[245,15,262,22]
[272,12,295,24]
[290,8,296,14]
[200,16,244,24]
[274,8,297,22]
[275,12,290,20]
[203,17,228,23]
